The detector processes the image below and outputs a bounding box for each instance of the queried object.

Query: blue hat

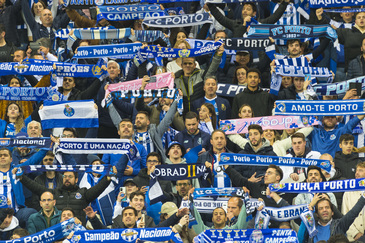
[166,141,185,157]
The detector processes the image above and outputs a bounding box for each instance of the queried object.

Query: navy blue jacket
[192,96,232,120]
[174,129,211,152]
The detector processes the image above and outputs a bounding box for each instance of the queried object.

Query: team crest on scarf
[178,49,190,58]
[220,155,230,163]
[14,64,29,74]
[276,103,286,113]
[0,195,7,207]
[305,213,314,227]
[358,179,365,187]
[92,65,103,76]
[0,140,10,146]
[64,104,75,117]
[219,120,235,132]
[121,229,138,241]
[271,183,286,190]
[250,229,264,243]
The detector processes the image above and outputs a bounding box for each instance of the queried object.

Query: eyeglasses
[147,160,159,163]
[63,175,74,179]
[40,199,54,202]
[61,134,74,138]
[177,183,190,187]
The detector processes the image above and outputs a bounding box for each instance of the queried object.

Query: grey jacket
[347,55,364,80]
[109,100,179,161]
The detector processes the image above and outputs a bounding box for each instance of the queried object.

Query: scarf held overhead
[220,115,319,134]
[0,137,52,149]
[218,153,332,172]
[143,13,213,28]
[275,100,365,116]
[0,87,65,102]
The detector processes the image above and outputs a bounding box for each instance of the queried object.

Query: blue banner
[269,178,365,193]
[193,187,245,199]
[71,227,183,243]
[74,43,141,59]
[194,229,298,243]
[219,153,332,173]
[1,218,76,243]
[138,40,223,59]
[98,4,165,21]
[312,75,365,96]
[0,86,65,102]
[309,0,363,8]
[0,62,53,76]
[275,100,365,116]
[64,0,141,9]
[324,8,365,13]
[53,62,107,78]
[0,137,53,149]
[186,39,236,55]
[247,24,337,41]
[264,204,308,222]
[99,11,165,21]
[275,65,332,78]
[55,27,115,40]
[143,13,213,28]
[225,38,270,50]
[216,83,269,97]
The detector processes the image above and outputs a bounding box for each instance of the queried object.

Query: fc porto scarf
[0,137,52,149]
[71,228,183,243]
[143,13,213,28]
[247,24,337,42]
[149,164,207,204]
[98,5,165,21]
[313,75,365,96]
[74,43,142,59]
[309,0,363,8]
[219,153,332,172]
[0,218,77,243]
[220,116,319,135]
[0,87,65,102]
[275,100,365,116]
[194,229,298,243]
[269,178,365,194]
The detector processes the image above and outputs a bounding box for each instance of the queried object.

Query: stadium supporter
[198,129,232,188]
[233,124,276,181]
[136,76,184,131]
[0,208,19,240]
[162,179,192,207]
[16,168,116,226]
[189,188,247,234]
[309,114,365,157]
[347,37,365,79]
[102,118,147,186]
[0,24,15,63]
[232,66,248,86]
[133,152,172,192]
[294,166,338,208]
[174,111,210,154]
[281,132,321,182]
[113,178,140,215]
[166,40,200,73]
[26,191,60,234]
[298,193,365,242]
[9,228,29,240]
[226,196,244,227]
[191,76,231,121]
[174,43,223,112]
[276,76,317,100]
[342,162,365,242]
[27,121,42,137]
[0,103,32,138]
[207,0,289,37]
[335,134,363,179]
[232,68,274,118]
[196,103,216,135]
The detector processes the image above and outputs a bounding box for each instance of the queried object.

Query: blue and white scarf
[309,0,363,8]
[247,24,337,41]
[312,75,365,96]
[194,229,298,243]
[225,38,270,50]
[0,87,65,101]
[269,178,365,193]
[55,27,115,40]
[0,138,52,149]
[98,4,165,21]
[275,99,365,116]
[71,228,183,243]
[219,153,331,172]
[67,28,132,50]
[324,8,365,13]
[135,30,171,46]
[143,13,213,28]
[73,43,142,59]
[0,218,77,243]
[16,164,112,176]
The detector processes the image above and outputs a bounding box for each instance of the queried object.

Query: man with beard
[175,112,210,154]
[133,99,178,159]
[294,166,338,207]
[192,76,231,121]
[309,114,365,157]
[15,169,116,226]
[234,124,276,182]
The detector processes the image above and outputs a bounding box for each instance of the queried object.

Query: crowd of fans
[0,0,365,242]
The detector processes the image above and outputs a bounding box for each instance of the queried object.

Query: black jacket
[334,151,362,179]
[58,78,101,101]
[234,139,276,179]
[346,55,364,80]
[20,175,111,226]
[232,87,274,118]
